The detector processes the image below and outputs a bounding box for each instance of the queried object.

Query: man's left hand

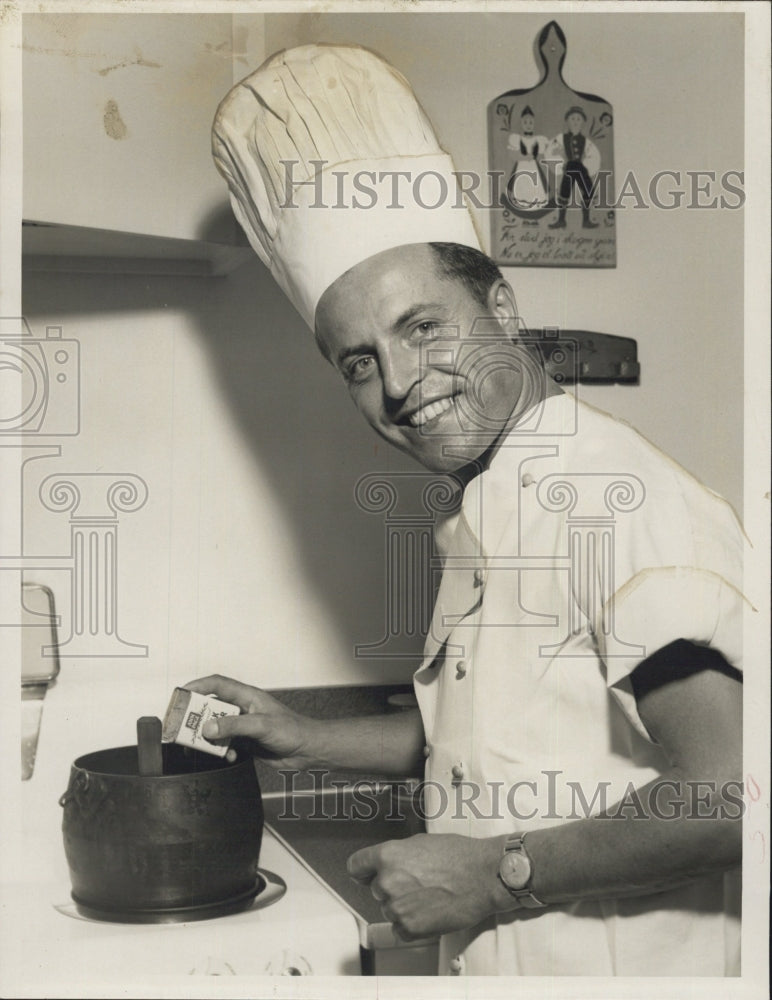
[347,833,515,940]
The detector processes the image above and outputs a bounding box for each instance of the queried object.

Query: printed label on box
[162,687,240,758]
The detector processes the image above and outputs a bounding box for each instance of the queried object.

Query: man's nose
[381,341,420,402]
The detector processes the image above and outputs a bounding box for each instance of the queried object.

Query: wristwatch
[497,833,546,908]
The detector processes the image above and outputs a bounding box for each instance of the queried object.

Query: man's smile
[401,391,460,428]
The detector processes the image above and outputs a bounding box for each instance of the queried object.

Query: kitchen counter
[1,830,363,995]
[262,782,440,975]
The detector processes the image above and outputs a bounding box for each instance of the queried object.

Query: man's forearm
[306,707,426,777]
[185,675,426,774]
[490,770,742,911]
[347,772,743,944]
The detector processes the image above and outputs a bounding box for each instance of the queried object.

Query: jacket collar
[420,392,574,666]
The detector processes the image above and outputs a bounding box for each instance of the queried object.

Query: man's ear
[487,279,519,338]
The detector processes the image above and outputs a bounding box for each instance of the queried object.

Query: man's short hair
[428,242,503,310]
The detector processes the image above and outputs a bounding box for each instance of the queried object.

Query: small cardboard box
[161,687,240,757]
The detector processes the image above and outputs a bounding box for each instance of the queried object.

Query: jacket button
[473,569,484,587]
[449,955,464,975]
[423,745,431,758]
[456,660,467,678]
[451,763,464,783]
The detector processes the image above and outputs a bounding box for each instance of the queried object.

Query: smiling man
[314,241,561,474]
[193,44,748,977]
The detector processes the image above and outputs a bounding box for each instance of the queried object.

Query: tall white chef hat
[212,44,481,329]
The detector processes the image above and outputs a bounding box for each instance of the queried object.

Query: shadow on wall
[192,260,431,674]
[21,263,428,678]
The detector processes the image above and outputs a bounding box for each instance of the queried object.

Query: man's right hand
[185,674,426,777]
[184,675,317,770]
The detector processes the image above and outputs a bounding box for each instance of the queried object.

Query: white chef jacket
[413,392,748,976]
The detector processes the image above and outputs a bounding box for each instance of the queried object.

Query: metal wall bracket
[529,328,640,383]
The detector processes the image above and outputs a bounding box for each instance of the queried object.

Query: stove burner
[55,869,287,924]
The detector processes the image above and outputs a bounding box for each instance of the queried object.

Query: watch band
[499,833,546,908]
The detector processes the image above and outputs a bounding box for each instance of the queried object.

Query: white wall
[22,13,236,242]
[21,11,745,694]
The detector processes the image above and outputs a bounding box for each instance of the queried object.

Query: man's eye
[416,321,437,336]
[348,356,376,381]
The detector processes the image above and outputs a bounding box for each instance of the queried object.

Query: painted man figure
[546,106,601,229]
[192,45,747,977]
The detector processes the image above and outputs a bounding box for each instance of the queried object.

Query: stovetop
[56,867,287,924]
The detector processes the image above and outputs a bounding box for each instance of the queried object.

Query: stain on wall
[103,99,127,140]
[97,52,161,77]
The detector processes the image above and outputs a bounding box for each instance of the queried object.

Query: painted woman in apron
[504,106,550,214]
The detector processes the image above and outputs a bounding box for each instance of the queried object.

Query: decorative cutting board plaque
[488,21,616,268]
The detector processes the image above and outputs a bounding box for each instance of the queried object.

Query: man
[192,45,746,976]
[546,106,601,229]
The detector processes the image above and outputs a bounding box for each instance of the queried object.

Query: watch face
[499,850,531,890]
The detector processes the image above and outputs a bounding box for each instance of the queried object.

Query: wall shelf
[22,222,253,277]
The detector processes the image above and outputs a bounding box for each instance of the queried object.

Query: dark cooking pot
[60,743,263,918]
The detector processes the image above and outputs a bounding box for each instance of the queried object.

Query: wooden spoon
[136,716,163,777]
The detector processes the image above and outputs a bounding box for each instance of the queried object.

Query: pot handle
[59,771,89,807]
